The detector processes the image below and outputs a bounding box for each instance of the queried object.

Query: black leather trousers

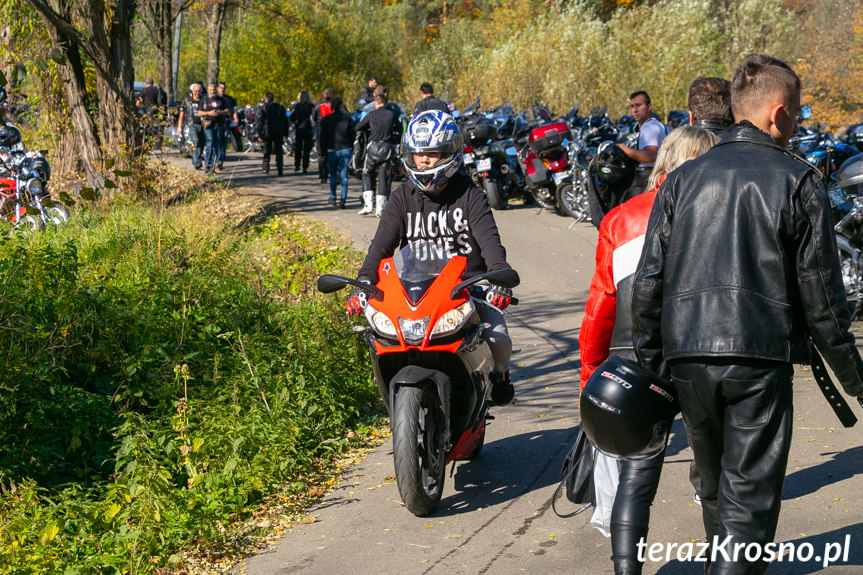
[671,359,794,575]
[610,448,666,575]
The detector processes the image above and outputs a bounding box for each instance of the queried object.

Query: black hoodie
[357,172,510,282]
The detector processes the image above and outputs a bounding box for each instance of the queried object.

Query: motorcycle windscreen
[393,240,451,306]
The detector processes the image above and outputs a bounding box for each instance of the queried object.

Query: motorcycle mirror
[486,267,520,288]
[799,104,812,121]
[317,274,383,299]
[317,274,350,293]
[450,268,521,299]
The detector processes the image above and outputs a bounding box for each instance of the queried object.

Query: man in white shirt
[618,90,667,202]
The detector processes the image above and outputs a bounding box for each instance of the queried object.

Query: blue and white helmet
[401,110,464,194]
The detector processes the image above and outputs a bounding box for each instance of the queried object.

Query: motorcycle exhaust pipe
[500,163,510,175]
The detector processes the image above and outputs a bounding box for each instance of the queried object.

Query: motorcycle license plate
[476,158,492,172]
[463,153,474,165]
[552,171,567,185]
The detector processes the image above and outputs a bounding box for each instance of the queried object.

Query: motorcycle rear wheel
[529,186,557,211]
[466,426,485,460]
[392,385,446,516]
[483,179,507,210]
[556,180,591,223]
[839,247,861,321]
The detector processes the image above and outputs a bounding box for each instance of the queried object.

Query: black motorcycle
[556,106,622,223]
[461,115,526,210]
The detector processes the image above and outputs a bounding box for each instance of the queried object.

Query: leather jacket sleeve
[631,180,672,379]
[579,225,617,388]
[796,172,863,395]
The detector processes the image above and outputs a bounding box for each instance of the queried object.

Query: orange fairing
[372,254,469,354]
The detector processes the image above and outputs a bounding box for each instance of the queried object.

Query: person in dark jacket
[580,127,717,575]
[177,83,205,170]
[632,54,863,575]
[318,97,355,208]
[198,82,229,173]
[359,76,377,105]
[355,85,403,217]
[313,87,335,184]
[688,76,734,138]
[291,90,315,173]
[412,82,449,117]
[347,110,517,406]
[255,92,286,176]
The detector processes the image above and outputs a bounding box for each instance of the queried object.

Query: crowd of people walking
[172,76,433,218]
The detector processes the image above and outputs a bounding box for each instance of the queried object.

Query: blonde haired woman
[579,125,717,575]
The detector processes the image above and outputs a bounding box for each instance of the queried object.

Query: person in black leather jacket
[255,92,286,176]
[355,85,403,217]
[291,91,315,173]
[412,82,449,117]
[632,54,863,575]
[688,76,733,139]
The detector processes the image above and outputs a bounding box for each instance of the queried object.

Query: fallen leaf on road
[298,515,317,525]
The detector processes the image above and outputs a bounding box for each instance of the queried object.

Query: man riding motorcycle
[346,110,517,405]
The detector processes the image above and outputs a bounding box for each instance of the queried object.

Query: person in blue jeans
[317,97,355,208]
[198,83,229,173]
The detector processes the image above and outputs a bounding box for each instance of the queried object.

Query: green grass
[0,182,377,573]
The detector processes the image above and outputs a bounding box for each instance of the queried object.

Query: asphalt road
[163,148,863,575]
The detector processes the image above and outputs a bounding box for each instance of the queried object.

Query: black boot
[328,197,336,207]
[339,198,346,209]
[490,371,514,406]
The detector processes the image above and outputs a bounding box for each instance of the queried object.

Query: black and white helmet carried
[401,110,464,194]
[580,355,678,460]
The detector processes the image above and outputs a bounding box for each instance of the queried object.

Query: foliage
[217,0,405,107]
[0,178,377,573]
[793,0,863,128]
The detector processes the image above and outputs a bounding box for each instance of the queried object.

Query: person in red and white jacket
[579,126,717,575]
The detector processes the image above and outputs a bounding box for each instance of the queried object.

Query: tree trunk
[26,0,138,172]
[40,1,101,178]
[205,1,229,85]
[0,25,18,102]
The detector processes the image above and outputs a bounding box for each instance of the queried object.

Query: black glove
[486,285,513,310]
[346,281,371,315]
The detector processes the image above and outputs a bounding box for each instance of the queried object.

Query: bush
[0,185,377,573]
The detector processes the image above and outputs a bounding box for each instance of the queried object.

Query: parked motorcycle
[461,116,526,210]
[317,239,519,516]
[832,154,863,319]
[556,106,620,222]
[520,120,572,211]
[0,147,68,231]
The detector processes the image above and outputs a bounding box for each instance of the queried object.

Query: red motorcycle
[317,240,519,516]
[520,120,572,212]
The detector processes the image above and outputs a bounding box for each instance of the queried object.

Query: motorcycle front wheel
[392,385,446,516]
[483,179,507,210]
[9,214,43,235]
[556,179,591,223]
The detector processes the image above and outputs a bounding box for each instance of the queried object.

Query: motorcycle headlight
[26,178,43,195]
[365,303,398,338]
[431,300,474,339]
[398,316,430,346]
